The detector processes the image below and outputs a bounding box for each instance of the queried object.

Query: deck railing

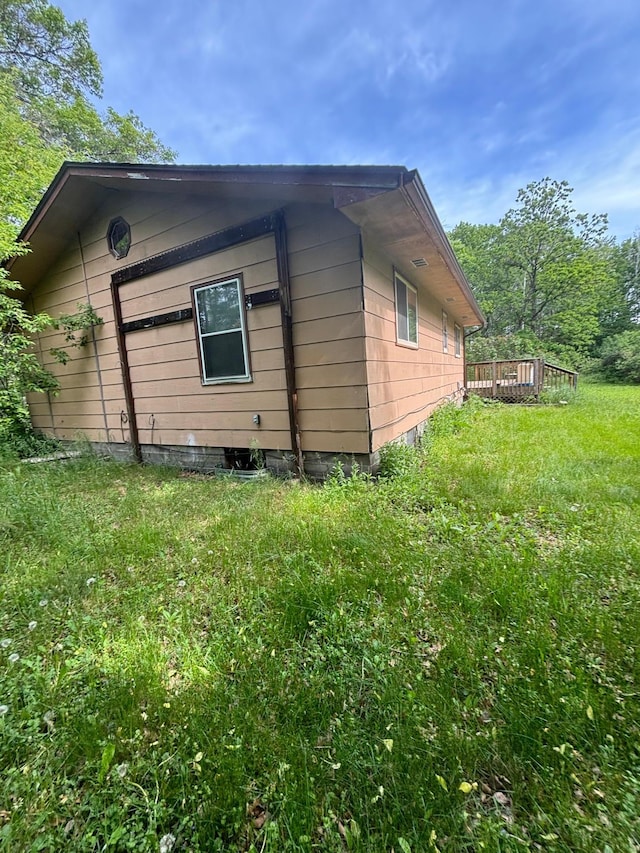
[465,358,578,402]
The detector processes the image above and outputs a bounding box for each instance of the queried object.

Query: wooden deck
[466,358,578,402]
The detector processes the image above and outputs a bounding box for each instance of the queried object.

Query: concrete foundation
[52,397,461,479]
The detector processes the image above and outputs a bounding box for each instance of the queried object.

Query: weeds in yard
[0,386,638,850]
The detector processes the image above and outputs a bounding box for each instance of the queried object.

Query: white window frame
[394,272,419,348]
[454,323,462,358]
[193,276,251,385]
[442,310,449,353]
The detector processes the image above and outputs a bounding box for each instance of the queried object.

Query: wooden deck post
[491,361,498,397]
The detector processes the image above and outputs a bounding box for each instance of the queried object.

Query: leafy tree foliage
[0,71,65,249]
[608,232,640,331]
[598,329,640,383]
[449,179,636,369]
[0,0,175,448]
[0,0,101,98]
[0,0,174,162]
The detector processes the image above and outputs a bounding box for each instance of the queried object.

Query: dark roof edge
[16,161,411,247]
[401,170,485,326]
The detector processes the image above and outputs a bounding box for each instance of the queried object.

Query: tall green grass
[0,385,638,851]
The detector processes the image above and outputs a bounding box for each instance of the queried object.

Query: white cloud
[50,0,640,238]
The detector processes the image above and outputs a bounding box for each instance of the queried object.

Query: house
[9,163,484,477]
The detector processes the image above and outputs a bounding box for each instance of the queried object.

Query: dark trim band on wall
[110,210,303,474]
[121,307,193,334]
[110,276,142,462]
[112,214,278,286]
[245,288,280,309]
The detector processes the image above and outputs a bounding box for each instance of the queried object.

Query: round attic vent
[107,217,131,260]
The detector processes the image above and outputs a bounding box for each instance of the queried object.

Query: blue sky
[57,0,640,239]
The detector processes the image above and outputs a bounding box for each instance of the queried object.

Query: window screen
[193,278,250,383]
[395,273,418,346]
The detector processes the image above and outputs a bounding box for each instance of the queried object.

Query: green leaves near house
[0,0,175,446]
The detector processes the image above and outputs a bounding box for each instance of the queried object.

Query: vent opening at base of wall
[224,447,265,470]
[411,257,428,268]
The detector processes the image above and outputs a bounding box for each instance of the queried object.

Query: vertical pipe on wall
[78,232,110,443]
[273,211,304,476]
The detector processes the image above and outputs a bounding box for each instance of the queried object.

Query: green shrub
[597,329,640,383]
[377,441,418,479]
[0,415,60,460]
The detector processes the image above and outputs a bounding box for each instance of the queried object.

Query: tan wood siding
[27,192,370,457]
[362,235,464,452]
[285,203,368,454]
[120,232,291,452]
[27,243,121,441]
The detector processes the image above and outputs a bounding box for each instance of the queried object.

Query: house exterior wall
[27,234,125,445]
[362,235,465,453]
[27,191,369,463]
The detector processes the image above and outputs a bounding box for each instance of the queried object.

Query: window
[107,217,131,259]
[395,272,418,346]
[442,310,448,353]
[454,323,462,358]
[193,277,250,383]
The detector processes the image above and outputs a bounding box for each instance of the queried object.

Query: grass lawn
[0,384,638,852]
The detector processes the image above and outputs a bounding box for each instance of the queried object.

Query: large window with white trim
[454,323,462,358]
[442,310,449,353]
[193,277,251,383]
[395,272,418,347]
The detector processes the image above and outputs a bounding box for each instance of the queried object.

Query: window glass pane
[202,330,246,380]
[196,282,240,334]
[407,287,418,343]
[396,279,408,341]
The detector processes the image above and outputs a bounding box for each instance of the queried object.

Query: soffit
[336,183,484,326]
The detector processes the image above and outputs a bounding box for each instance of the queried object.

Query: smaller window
[454,323,462,358]
[193,276,251,384]
[395,272,418,347]
[107,217,131,259]
[442,310,449,353]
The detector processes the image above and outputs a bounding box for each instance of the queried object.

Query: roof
[9,162,484,326]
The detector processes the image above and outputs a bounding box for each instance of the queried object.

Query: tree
[606,232,640,332]
[0,280,57,418]
[0,71,65,249]
[498,179,611,347]
[450,179,617,363]
[0,0,175,449]
[597,329,640,383]
[0,0,101,98]
[448,222,511,336]
[0,0,174,163]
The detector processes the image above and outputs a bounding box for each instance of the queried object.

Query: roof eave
[399,171,485,326]
[335,172,485,327]
[14,161,411,250]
